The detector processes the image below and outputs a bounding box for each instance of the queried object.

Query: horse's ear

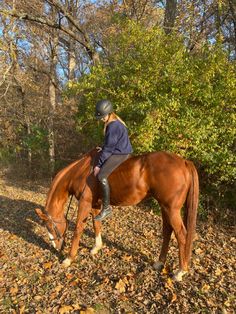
[35,208,48,221]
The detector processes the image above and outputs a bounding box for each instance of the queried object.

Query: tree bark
[48,29,58,174]
[67,0,76,81]
[164,0,177,34]
[48,82,56,174]
[229,0,236,57]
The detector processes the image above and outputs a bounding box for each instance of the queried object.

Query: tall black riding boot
[94,178,112,221]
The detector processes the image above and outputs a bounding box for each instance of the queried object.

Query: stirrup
[94,206,112,221]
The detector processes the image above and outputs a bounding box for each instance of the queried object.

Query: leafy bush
[68,21,236,191]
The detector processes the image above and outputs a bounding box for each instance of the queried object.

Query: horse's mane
[45,148,97,209]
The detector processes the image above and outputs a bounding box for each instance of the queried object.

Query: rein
[65,194,73,221]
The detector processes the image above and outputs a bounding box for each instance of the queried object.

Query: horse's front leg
[62,199,91,268]
[90,208,103,255]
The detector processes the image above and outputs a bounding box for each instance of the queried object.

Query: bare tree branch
[0,8,98,63]
[0,65,13,88]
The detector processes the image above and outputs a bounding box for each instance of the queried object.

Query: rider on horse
[93,99,133,221]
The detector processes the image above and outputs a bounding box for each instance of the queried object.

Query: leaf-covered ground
[0,172,235,313]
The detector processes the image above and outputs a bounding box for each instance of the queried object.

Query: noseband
[43,210,68,242]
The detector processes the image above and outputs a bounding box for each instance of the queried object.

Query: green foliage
[68,20,236,188]
[0,147,15,164]
[21,125,49,154]
[0,124,49,167]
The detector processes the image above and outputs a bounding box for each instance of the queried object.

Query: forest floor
[0,169,235,314]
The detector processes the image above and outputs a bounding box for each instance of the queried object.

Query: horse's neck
[45,185,68,218]
[70,156,94,199]
[45,154,93,217]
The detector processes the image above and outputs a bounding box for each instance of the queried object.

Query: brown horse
[35,148,199,281]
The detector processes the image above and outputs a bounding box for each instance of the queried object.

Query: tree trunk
[229,0,236,57]
[48,79,56,174]
[68,43,76,81]
[164,0,177,34]
[25,116,32,168]
[215,0,222,41]
[48,33,58,175]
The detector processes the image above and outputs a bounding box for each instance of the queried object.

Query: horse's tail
[184,160,199,266]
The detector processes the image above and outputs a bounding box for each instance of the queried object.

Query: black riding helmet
[95,99,113,119]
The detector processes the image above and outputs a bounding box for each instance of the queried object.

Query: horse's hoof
[153,261,164,271]
[90,245,103,255]
[173,270,188,282]
[62,258,72,268]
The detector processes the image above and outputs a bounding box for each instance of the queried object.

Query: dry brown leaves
[0,173,235,313]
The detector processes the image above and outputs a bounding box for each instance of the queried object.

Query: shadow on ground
[0,195,151,264]
[0,195,61,257]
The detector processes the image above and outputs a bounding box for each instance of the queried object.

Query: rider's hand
[94,166,100,177]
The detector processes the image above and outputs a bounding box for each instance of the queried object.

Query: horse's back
[117,151,186,172]
[108,151,192,206]
[112,151,188,177]
[145,151,187,170]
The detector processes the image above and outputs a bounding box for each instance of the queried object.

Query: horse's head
[35,208,67,251]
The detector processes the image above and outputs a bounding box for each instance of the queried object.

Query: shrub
[68,20,235,195]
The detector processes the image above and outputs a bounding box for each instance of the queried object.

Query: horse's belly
[110,184,148,206]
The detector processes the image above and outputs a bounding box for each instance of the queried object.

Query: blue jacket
[97,120,133,168]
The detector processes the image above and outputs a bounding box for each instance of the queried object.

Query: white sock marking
[91,233,103,255]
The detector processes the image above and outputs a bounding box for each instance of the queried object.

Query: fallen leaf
[224,299,231,307]
[115,279,126,293]
[103,277,109,284]
[59,305,74,314]
[43,261,53,269]
[55,284,63,293]
[122,254,132,262]
[69,277,81,286]
[34,295,42,301]
[230,237,236,243]
[165,277,173,288]
[19,305,25,314]
[171,293,177,303]
[65,273,74,280]
[10,286,18,295]
[201,284,210,293]
[215,268,222,276]
[49,292,57,301]
[161,267,168,275]
[195,248,203,255]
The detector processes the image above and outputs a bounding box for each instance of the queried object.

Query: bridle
[43,210,68,242]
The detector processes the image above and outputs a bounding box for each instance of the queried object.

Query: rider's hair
[104,112,126,134]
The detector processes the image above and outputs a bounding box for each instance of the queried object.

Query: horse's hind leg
[90,208,103,255]
[154,210,173,271]
[167,207,188,281]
